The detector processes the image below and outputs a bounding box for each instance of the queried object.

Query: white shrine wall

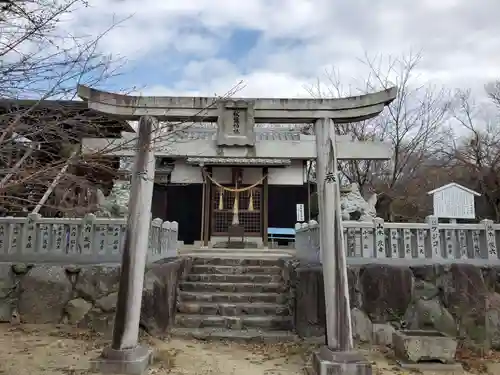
[267,160,304,185]
[170,160,203,184]
[169,159,305,185]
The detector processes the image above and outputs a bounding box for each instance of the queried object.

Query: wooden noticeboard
[427,183,481,219]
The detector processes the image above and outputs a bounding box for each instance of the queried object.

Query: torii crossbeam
[78,84,397,375]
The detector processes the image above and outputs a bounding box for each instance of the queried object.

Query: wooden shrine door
[211,186,262,236]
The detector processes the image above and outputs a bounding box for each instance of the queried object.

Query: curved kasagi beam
[77,84,397,123]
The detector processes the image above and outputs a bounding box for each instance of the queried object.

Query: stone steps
[169,327,299,343]
[175,314,293,330]
[179,281,287,293]
[173,256,295,342]
[191,265,282,275]
[178,301,290,316]
[178,291,288,304]
[190,257,286,267]
[185,273,282,283]
[179,248,295,259]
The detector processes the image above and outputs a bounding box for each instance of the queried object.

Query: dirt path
[0,323,485,375]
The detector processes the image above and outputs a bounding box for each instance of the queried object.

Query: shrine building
[138,125,313,248]
[79,85,395,248]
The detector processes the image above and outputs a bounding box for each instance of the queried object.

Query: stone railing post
[295,222,308,262]
[373,217,386,259]
[24,213,41,254]
[426,215,441,260]
[170,221,179,257]
[308,220,320,263]
[481,219,498,261]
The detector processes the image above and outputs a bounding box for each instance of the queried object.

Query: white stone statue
[340,183,377,221]
[95,157,133,218]
[95,180,131,218]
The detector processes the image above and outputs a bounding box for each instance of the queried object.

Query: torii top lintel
[77,85,397,123]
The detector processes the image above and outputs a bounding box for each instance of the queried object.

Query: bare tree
[0,0,129,216]
[0,0,125,99]
[486,80,500,108]
[445,88,500,221]
[307,51,452,220]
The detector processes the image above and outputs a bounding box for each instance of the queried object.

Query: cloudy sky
[63,0,500,99]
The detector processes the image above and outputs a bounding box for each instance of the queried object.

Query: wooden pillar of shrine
[314,118,353,351]
[262,167,269,247]
[202,167,212,247]
[93,115,157,374]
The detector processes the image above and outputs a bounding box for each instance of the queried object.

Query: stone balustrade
[0,213,179,264]
[295,216,499,265]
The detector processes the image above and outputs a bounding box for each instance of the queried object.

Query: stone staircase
[171,257,297,342]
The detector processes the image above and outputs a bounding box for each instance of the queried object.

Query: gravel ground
[0,323,490,375]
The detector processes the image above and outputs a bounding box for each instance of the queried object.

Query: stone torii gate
[78,84,397,375]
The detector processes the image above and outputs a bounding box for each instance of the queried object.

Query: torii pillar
[76,84,396,375]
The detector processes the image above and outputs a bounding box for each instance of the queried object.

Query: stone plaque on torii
[77,84,396,375]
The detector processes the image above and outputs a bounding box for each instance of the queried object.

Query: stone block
[311,346,372,375]
[351,308,372,343]
[18,265,73,323]
[65,298,92,324]
[294,267,325,337]
[438,264,488,343]
[141,260,184,334]
[96,292,118,312]
[360,265,414,323]
[403,299,457,336]
[393,330,457,364]
[372,323,396,346]
[90,345,152,375]
[79,308,115,337]
[75,266,121,302]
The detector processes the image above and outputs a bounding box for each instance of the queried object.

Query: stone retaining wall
[0,258,191,335]
[290,261,500,349]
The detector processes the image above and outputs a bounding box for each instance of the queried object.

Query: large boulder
[348,267,362,308]
[96,292,118,312]
[79,307,115,337]
[413,279,440,301]
[437,264,488,343]
[403,299,456,336]
[481,266,500,294]
[0,265,17,322]
[65,298,92,324]
[372,323,396,346]
[359,265,414,323]
[292,266,325,337]
[351,308,372,343]
[485,293,500,350]
[410,265,446,282]
[18,266,73,323]
[75,266,121,302]
[141,259,185,334]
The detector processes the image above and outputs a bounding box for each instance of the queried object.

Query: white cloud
[57,0,500,100]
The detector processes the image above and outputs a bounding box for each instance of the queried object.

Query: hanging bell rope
[248,188,254,211]
[232,181,240,225]
[201,168,267,192]
[218,186,224,210]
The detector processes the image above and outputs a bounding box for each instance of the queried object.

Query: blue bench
[267,227,295,246]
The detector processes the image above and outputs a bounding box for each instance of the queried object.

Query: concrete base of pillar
[90,345,152,375]
[309,346,373,375]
